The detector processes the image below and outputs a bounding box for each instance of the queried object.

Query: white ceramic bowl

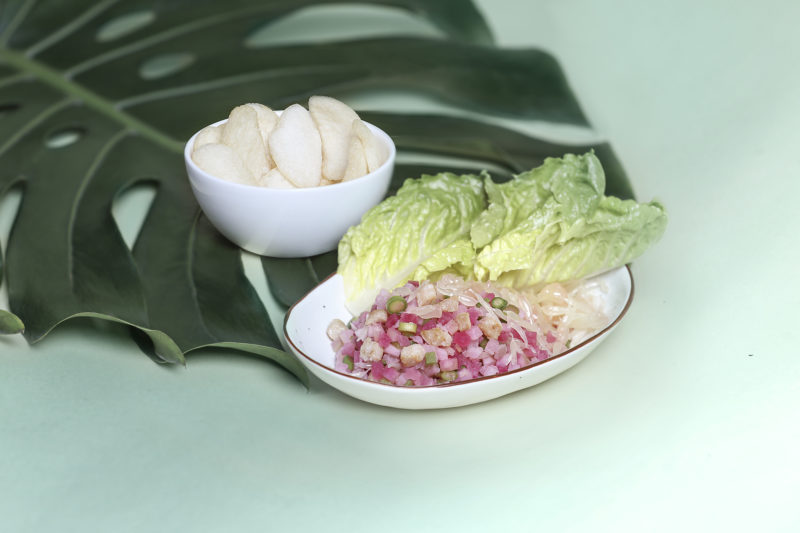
[284,266,634,409]
[184,116,396,257]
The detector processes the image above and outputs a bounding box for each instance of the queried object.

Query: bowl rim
[284,265,635,390]
[184,115,396,194]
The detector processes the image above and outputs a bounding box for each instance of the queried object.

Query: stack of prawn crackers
[191,96,388,188]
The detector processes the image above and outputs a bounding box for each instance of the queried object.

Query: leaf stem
[24,0,118,58]
[0,0,36,46]
[0,48,183,153]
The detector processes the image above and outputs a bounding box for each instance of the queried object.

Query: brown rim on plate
[284,265,635,389]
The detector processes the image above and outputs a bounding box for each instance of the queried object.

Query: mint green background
[2,1,799,531]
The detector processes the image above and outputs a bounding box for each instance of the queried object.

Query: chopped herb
[398,321,417,335]
[491,297,508,310]
[439,370,458,382]
[386,296,407,314]
[343,355,354,371]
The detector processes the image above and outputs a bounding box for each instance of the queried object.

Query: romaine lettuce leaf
[338,172,485,312]
[470,152,605,248]
[338,152,667,311]
[473,152,667,285]
[410,238,476,281]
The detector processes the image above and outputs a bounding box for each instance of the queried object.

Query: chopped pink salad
[327,274,607,387]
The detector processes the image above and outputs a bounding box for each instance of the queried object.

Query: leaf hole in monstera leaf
[45,125,86,149]
[96,10,156,42]
[0,102,21,118]
[244,4,443,48]
[139,53,195,80]
[0,183,24,259]
[111,180,158,251]
[239,251,286,337]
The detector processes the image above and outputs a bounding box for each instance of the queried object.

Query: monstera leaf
[0,0,632,383]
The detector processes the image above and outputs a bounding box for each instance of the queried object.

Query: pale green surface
[3,1,800,532]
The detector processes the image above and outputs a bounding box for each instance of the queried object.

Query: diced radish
[495,345,507,360]
[383,366,399,382]
[439,357,458,371]
[452,331,471,349]
[521,347,534,363]
[484,338,500,355]
[384,343,400,357]
[353,312,367,328]
[377,332,391,348]
[385,313,399,329]
[464,344,483,359]
[465,358,481,376]
[387,327,410,346]
[418,375,435,386]
[466,325,483,340]
[375,289,390,310]
[400,312,420,325]
[384,355,400,368]
[404,367,422,382]
[480,365,499,377]
[423,364,440,377]
[367,324,383,339]
[370,361,385,381]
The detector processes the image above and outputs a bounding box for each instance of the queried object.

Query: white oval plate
[284,266,634,409]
